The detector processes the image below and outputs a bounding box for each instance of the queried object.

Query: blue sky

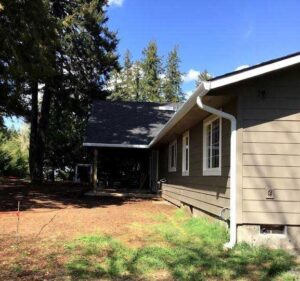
[108,0,300,95]
[5,0,300,129]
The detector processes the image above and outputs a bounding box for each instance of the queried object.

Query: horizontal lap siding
[160,101,236,217]
[241,66,300,225]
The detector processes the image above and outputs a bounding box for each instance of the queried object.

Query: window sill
[168,168,177,173]
[203,168,221,176]
[182,171,189,176]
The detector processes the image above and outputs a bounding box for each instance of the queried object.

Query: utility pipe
[196,95,237,249]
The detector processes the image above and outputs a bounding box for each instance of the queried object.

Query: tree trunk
[29,81,40,182]
[29,82,53,183]
[36,84,52,181]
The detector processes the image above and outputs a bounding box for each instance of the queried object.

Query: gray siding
[240,66,300,225]
[159,100,236,217]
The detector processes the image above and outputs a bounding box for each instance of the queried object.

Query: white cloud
[182,69,200,83]
[108,0,124,7]
[235,65,249,71]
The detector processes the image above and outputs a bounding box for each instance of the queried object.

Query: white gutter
[196,82,237,249]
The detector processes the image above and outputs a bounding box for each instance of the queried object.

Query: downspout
[196,84,237,249]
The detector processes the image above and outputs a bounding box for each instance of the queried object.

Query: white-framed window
[168,139,177,172]
[182,131,189,176]
[203,115,222,176]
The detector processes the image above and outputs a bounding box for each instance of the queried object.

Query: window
[168,139,177,172]
[182,131,189,176]
[203,115,222,176]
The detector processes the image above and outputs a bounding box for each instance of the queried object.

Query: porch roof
[83,100,178,148]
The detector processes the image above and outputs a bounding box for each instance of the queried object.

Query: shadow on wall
[239,74,300,250]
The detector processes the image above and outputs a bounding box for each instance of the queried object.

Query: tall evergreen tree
[132,61,142,101]
[0,0,119,182]
[42,0,119,179]
[163,47,183,102]
[196,69,212,86]
[140,41,163,102]
[109,50,135,101]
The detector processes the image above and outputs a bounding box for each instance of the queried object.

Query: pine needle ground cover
[65,210,298,281]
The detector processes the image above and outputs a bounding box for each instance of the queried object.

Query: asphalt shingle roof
[84,100,178,147]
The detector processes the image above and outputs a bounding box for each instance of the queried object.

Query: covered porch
[82,100,177,194]
[89,147,160,193]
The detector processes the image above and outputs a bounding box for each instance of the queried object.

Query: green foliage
[109,42,184,103]
[140,41,163,102]
[65,210,296,280]
[0,125,29,177]
[163,46,184,102]
[109,50,138,101]
[196,69,212,86]
[0,0,119,181]
[42,0,119,178]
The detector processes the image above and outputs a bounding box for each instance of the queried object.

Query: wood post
[92,148,98,191]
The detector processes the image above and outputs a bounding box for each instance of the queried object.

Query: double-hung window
[203,115,222,176]
[182,131,189,176]
[168,139,177,172]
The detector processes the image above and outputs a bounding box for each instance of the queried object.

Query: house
[83,100,179,190]
[84,52,300,250]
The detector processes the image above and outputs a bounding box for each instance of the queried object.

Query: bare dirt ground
[0,179,176,280]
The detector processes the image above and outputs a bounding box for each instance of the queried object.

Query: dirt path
[0,180,175,241]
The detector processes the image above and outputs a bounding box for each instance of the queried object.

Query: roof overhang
[150,53,300,147]
[83,143,148,149]
[84,53,300,149]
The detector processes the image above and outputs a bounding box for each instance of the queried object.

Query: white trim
[210,54,300,90]
[182,131,189,176]
[150,53,300,147]
[168,139,177,172]
[149,83,209,147]
[202,115,222,176]
[83,143,148,149]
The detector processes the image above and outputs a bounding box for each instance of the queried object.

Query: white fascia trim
[209,54,300,90]
[150,54,300,148]
[83,143,149,149]
[150,83,210,147]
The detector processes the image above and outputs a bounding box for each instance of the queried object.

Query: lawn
[1,210,299,280]
[0,180,298,280]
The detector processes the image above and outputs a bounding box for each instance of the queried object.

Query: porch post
[92,148,98,191]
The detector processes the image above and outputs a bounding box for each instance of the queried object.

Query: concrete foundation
[171,200,300,251]
[237,224,300,251]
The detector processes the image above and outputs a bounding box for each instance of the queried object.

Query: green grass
[65,210,298,281]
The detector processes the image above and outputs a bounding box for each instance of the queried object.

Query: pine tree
[42,0,119,179]
[132,61,142,101]
[109,50,135,101]
[140,41,163,102]
[163,47,183,102]
[0,0,119,181]
[123,50,134,100]
[196,69,212,86]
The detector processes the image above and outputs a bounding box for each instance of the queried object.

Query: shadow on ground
[0,179,157,212]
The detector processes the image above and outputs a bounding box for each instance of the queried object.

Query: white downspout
[196,94,237,249]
